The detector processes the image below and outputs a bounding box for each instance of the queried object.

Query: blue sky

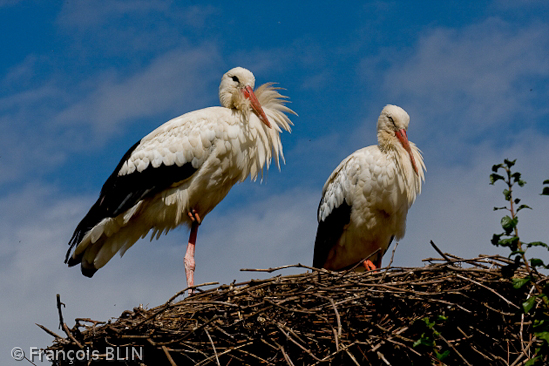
[2,0,549,364]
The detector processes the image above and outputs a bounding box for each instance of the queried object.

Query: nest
[44,248,546,366]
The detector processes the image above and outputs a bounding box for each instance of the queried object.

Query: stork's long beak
[242,85,271,128]
[395,129,419,175]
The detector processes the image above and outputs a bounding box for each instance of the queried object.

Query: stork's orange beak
[242,85,271,128]
[395,129,418,175]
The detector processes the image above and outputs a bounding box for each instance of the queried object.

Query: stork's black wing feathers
[312,198,352,269]
[66,140,198,264]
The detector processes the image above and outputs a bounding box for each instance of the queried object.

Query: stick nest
[45,253,547,365]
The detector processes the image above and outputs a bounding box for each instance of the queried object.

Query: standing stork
[66,67,296,291]
[313,105,424,271]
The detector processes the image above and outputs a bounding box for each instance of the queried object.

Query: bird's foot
[187,209,202,225]
[363,259,377,271]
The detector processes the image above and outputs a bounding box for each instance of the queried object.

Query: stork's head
[219,67,271,128]
[377,104,419,174]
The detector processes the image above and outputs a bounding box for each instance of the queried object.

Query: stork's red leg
[363,251,384,271]
[363,259,377,271]
[184,210,201,295]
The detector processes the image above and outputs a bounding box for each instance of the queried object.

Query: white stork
[66,67,296,290]
[313,105,424,271]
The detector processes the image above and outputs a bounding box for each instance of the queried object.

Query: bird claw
[187,209,202,225]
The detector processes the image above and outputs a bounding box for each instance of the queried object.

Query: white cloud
[54,46,222,137]
[56,2,220,57]
[361,18,549,158]
[0,45,223,187]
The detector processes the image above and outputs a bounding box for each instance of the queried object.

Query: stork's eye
[231,75,240,83]
[387,116,396,126]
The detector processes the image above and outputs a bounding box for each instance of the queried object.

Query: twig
[438,333,473,366]
[280,346,296,366]
[430,240,452,262]
[376,351,392,365]
[386,241,399,268]
[329,298,342,340]
[346,348,362,365]
[204,329,221,366]
[166,281,219,304]
[520,285,537,355]
[56,294,84,349]
[56,294,64,329]
[161,345,177,366]
[240,263,317,272]
[455,274,520,309]
[36,323,64,340]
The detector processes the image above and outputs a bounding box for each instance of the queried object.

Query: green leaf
[517,204,532,212]
[504,158,516,168]
[423,318,436,328]
[513,277,532,289]
[512,172,522,182]
[436,315,448,322]
[491,233,503,246]
[413,337,434,348]
[541,187,549,196]
[514,198,521,204]
[543,179,549,185]
[525,356,540,366]
[533,319,545,328]
[490,173,505,185]
[435,350,451,361]
[499,236,519,250]
[509,249,525,256]
[535,332,549,344]
[492,164,503,173]
[493,206,507,211]
[501,216,518,235]
[523,296,537,314]
[503,189,512,201]
[530,258,546,268]
[526,241,549,249]
[518,179,526,187]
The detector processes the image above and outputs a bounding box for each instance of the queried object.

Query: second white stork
[66,67,296,290]
[313,104,424,271]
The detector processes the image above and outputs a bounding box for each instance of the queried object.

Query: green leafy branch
[490,159,549,365]
[490,159,549,276]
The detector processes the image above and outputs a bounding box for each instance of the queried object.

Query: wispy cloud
[56,2,220,57]
[359,18,549,165]
[0,45,222,187]
[54,46,222,138]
